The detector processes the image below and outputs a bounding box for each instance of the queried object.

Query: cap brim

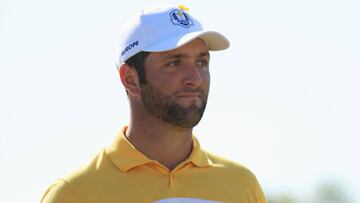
[143,31,230,52]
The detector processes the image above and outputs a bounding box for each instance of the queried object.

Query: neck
[126,113,194,170]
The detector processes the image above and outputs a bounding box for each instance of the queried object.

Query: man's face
[140,38,210,128]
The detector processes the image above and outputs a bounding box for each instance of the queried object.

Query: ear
[119,63,141,97]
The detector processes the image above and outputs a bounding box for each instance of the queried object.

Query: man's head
[117,5,229,128]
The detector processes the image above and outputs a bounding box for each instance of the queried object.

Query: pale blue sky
[1,0,359,202]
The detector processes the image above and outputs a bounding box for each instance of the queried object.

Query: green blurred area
[268,181,353,203]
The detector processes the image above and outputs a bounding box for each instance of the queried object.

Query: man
[41,5,267,203]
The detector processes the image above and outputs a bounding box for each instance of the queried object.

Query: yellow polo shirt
[41,127,267,203]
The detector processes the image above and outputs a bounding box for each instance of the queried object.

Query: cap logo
[169,9,193,28]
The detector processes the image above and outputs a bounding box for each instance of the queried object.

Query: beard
[140,83,208,128]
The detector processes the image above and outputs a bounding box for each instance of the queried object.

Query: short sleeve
[40,179,80,203]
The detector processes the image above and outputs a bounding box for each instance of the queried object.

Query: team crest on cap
[170,9,193,28]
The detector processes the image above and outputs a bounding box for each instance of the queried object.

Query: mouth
[176,93,203,107]
[177,93,201,98]
[176,93,202,100]
[176,90,203,97]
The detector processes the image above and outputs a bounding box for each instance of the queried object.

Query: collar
[106,126,213,172]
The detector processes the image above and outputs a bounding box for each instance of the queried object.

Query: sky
[0,0,359,202]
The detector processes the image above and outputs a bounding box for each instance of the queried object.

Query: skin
[119,38,210,170]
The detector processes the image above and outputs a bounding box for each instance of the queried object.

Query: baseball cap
[116,5,230,67]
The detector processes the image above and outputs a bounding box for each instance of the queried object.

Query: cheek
[201,71,210,85]
[148,76,179,93]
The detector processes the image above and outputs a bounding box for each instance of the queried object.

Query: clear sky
[1,0,359,202]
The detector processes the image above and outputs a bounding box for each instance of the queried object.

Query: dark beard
[140,83,207,128]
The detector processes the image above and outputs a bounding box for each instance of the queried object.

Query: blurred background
[1,0,359,202]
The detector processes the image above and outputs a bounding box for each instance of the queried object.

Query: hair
[125,51,150,85]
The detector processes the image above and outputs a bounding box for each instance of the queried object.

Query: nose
[183,64,202,88]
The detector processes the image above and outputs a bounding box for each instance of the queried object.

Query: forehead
[147,38,210,60]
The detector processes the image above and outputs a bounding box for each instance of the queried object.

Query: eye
[166,60,181,67]
[196,59,209,68]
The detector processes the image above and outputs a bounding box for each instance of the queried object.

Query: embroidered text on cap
[121,40,139,56]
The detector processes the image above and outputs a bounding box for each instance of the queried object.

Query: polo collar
[106,126,212,172]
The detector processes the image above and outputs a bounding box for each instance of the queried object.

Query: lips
[175,93,203,107]
[176,93,203,100]
[174,89,206,105]
[177,93,201,97]
[176,90,204,97]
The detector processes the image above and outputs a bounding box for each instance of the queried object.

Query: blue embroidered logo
[121,40,139,56]
[169,9,193,28]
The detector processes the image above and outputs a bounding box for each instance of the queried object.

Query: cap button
[178,5,190,11]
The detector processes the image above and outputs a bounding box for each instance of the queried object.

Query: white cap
[116,5,230,66]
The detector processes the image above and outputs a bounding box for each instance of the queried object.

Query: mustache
[174,88,207,97]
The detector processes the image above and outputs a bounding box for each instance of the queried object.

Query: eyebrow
[163,51,210,60]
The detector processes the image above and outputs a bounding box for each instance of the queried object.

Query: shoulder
[204,150,261,184]
[40,179,78,203]
[205,150,254,172]
[41,149,111,203]
[204,150,268,202]
[63,148,111,183]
